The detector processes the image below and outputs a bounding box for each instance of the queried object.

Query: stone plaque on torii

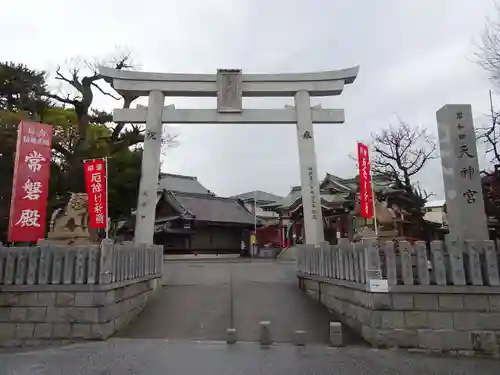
[99,66,359,245]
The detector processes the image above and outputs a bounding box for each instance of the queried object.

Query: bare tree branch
[477,109,500,165]
[44,92,78,106]
[112,53,134,70]
[110,94,138,141]
[54,67,83,92]
[45,52,138,151]
[413,182,435,202]
[474,6,500,235]
[475,4,500,169]
[371,119,437,198]
[476,4,500,88]
[91,82,121,100]
[162,126,180,149]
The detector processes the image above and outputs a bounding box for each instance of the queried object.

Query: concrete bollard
[260,321,272,346]
[226,328,237,344]
[294,330,306,346]
[329,322,343,347]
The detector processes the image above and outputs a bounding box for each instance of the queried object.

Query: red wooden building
[261,173,437,245]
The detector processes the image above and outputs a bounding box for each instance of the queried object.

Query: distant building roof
[164,191,256,224]
[120,174,257,235]
[323,173,357,192]
[424,211,446,225]
[424,199,446,208]
[158,173,212,195]
[261,186,302,209]
[234,190,283,203]
[262,172,405,211]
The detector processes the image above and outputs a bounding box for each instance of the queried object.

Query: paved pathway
[117,259,352,344]
[2,339,498,375]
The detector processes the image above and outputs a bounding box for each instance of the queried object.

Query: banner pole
[371,171,379,237]
[254,190,257,235]
[105,156,109,240]
[367,145,378,237]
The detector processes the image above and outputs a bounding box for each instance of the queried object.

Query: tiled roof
[323,173,356,192]
[234,190,283,203]
[261,186,302,209]
[425,199,446,208]
[158,173,212,195]
[325,173,401,194]
[263,172,401,210]
[165,191,256,225]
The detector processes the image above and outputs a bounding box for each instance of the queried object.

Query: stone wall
[0,241,163,347]
[0,277,160,347]
[296,237,500,357]
[300,277,500,356]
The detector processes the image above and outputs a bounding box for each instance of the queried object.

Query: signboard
[357,142,373,219]
[8,121,53,242]
[436,104,488,240]
[368,279,389,293]
[217,69,242,113]
[83,158,107,229]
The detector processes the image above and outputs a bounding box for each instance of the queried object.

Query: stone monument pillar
[436,104,488,240]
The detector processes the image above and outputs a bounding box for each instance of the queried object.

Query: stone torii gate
[99,66,359,246]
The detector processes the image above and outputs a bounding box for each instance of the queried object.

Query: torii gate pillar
[136,90,164,245]
[294,90,324,244]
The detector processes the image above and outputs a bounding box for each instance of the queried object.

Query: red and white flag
[83,159,107,229]
[357,142,374,219]
[8,121,53,242]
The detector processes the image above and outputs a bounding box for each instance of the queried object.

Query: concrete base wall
[300,277,500,357]
[255,248,279,259]
[0,276,161,347]
[277,246,298,261]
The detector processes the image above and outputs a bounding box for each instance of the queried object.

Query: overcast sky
[3,0,499,199]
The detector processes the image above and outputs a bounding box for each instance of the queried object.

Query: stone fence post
[363,239,382,281]
[99,239,114,284]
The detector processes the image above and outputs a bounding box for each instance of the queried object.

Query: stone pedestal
[47,193,97,245]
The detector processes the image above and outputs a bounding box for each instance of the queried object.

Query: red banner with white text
[8,121,53,242]
[357,142,374,219]
[83,159,107,229]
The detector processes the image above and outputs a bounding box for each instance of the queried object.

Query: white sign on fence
[368,278,389,293]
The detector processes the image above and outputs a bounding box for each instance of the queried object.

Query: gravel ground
[1,339,498,375]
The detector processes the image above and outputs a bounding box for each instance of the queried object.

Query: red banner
[358,142,373,219]
[8,121,53,242]
[83,159,107,229]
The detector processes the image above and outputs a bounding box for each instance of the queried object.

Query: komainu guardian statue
[47,193,98,244]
